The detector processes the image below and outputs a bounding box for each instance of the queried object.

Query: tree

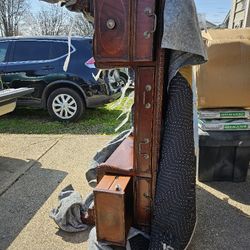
[27,5,71,36]
[73,14,94,36]
[0,0,28,36]
[25,5,93,37]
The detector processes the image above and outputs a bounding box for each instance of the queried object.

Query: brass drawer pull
[106,19,116,30]
[144,7,157,39]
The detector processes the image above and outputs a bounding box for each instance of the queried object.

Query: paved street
[0,134,249,250]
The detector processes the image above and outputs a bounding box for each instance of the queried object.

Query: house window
[240,20,244,27]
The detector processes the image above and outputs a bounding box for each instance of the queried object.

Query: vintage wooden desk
[85,0,166,246]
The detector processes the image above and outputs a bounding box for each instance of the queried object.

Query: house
[228,0,250,28]
[206,21,217,29]
[219,11,231,29]
[197,14,217,30]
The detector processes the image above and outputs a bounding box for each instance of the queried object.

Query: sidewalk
[0,134,249,250]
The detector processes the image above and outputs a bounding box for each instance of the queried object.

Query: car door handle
[42,65,54,70]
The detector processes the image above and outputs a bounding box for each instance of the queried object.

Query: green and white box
[198,109,250,120]
[198,119,250,131]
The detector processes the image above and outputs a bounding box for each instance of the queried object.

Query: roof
[0,35,93,41]
[206,20,217,28]
[202,28,250,41]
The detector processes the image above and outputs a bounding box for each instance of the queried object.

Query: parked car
[0,36,123,121]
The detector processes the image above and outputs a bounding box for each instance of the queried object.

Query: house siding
[228,0,250,28]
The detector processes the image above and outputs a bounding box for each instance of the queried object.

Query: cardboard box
[198,109,250,119]
[198,119,250,131]
[196,28,250,109]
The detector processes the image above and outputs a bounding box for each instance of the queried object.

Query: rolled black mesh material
[149,73,196,250]
[129,234,150,250]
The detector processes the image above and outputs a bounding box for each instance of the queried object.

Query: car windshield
[0,42,8,63]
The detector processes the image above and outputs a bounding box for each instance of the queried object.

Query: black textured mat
[129,234,150,250]
[149,74,196,250]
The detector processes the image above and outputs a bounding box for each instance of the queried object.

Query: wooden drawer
[94,0,156,67]
[134,67,155,177]
[133,0,156,62]
[94,0,130,64]
[134,177,152,228]
[94,175,133,246]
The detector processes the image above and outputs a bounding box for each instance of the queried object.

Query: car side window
[0,42,9,63]
[12,41,51,62]
[51,41,70,59]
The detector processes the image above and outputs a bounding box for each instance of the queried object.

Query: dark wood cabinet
[92,0,166,246]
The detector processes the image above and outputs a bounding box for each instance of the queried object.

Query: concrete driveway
[0,134,249,250]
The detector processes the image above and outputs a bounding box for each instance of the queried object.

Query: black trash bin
[198,129,250,182]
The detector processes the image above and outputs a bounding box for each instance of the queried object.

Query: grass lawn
[0,97,133,135]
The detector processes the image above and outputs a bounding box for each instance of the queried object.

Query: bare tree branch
[0,0,28,36]
[25,5,93,37]
[26,5,72,36]
[73,14,93,36]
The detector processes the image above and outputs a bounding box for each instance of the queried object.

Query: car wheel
[118,73,128,87]
[47,88,85,122]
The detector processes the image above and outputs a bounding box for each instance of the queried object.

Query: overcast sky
[32,0,232,25]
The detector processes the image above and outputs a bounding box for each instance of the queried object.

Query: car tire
[47,88,85,122]
[119,72,128,87]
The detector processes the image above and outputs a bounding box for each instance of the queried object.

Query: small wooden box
[94,175,133,246]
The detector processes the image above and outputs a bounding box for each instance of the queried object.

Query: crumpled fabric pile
[41,0,94,22]
[50,185,93,232]
[41,0,77,7]
[41,0,86,12]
